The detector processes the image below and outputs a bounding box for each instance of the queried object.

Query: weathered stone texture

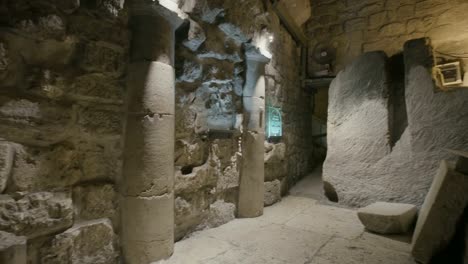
[0,0,127,261]
[0,192,73,238]
[358,202,417,235]
[306,0,468,74]
[41,219,118,264]
[323,39,468,207]
[173,0,313,237]
[0,231,27,264]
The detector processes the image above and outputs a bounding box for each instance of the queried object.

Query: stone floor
[157,180,417,264]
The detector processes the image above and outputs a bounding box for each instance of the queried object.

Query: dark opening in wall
[388,53,408,148]
[181,165,194,175]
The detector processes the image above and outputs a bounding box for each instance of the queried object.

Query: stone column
[121,2,183,263]
[238,48,270,218]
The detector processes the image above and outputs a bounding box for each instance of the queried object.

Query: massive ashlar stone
[0,231,26,264]
[358,202,417,235]
[412,160,468,264]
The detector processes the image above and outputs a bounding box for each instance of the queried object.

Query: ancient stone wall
[174,0,313,239]
[305,0,468,74]
[0,1,127,262]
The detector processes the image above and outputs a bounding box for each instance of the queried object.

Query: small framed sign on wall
[267,106,282,138]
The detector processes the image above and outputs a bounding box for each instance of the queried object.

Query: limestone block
[175,163,217,195]
[73,184,117,222]
[238,131,265,218]
[0,142,14,193]
[77,105,122,135]
[412,160,468,264]
[0,31,77,66]
[379,22,406,37]
[0,192,73,238]
[41,219,118,264]
[122,114,174,197]
[264,142,287,181]
[264,180,281,206]
[70,73,124,102]
[16,14,66,40]
[121,193,174,263]
[183,19,206,52]
[357,202,417,234]
[79,41,125,75]
[127,61,175,115]
[200,200,236,229]
[0,231,26,264]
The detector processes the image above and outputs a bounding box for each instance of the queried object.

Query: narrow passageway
[159,193,415,264]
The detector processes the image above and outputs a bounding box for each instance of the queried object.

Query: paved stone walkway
[157,195,417,264]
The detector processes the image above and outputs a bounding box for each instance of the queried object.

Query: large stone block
[0,192,73,238]
[73,184,117,223]
[264,142,287,181]
[264,180,281,206]
[121,193,174,263]
[0,231,26,264]
[41,219,118,264]
[0,141,14,193]
[183,19,206,52]
[358,202,417,234]
[411,160,468,264]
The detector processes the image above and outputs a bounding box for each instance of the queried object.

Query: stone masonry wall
[174,0,313,239]
[0,1,127,263]
[305,0,468,75]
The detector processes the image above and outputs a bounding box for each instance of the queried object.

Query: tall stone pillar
[238,48,270,218]
[121,2,183,263]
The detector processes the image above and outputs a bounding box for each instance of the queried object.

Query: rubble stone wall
[0,1,127,263]
[174,0,313,239]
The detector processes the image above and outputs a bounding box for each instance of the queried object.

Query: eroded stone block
[358,202,417,234]
[0,192,73,238]
[0,231,26,264]
[264,180,281,206]
[412,160,468,264]
[41,219,118,264]
[0,142,14,193]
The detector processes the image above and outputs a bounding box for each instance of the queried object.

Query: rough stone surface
[358,202,417,235]
[264,142,287,182]
[306,0,468,74]
[0,1,127,260]
[0,141,14,193]
[412,160,468,264]
[0,192,73,238]
[323,39,468,207]
[0,231,26,264]
[41,218,118,264]
[264,180,281,206]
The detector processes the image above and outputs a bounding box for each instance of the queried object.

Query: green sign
[267,107,282,138]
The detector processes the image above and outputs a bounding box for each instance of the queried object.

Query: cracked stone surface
[157,195,416,264]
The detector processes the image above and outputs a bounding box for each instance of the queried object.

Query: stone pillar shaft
[121,3,181,263]
[238,52,270,218]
